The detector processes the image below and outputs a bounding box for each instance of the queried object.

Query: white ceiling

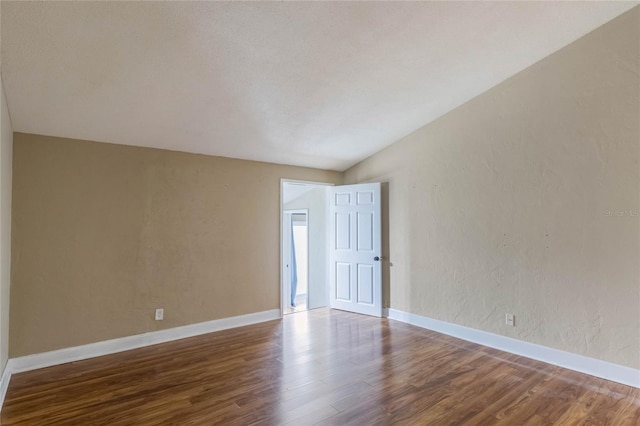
[1,2,637,171]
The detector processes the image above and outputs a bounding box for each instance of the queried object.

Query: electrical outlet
[505,313,515,327]
[155,308,164,321]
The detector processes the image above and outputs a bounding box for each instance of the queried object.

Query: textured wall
[10,134,341,356]
[345,8,640,368]
[0,78,13,372]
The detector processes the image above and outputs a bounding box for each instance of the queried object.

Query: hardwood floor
[2,308,639,425]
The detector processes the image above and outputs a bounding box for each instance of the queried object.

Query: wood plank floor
[2,308,639,425]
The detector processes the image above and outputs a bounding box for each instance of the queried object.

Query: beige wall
[0,78,13,373]
[345,8,640,369]
[10,134,342,357]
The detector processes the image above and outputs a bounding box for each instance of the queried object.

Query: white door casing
[329,183,382,317]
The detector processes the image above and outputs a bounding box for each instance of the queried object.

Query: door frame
[280,179,334,317]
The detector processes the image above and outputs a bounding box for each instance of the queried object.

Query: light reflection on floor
[284,294,308,315]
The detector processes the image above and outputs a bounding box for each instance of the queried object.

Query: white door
[329,183,382,317]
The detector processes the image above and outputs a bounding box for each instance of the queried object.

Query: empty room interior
[0,1,639,425]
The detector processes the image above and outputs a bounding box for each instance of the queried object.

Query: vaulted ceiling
[1,1,637,171]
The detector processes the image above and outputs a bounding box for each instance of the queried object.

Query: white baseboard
[0,364,10,414]
[1,307,280,391]
[386,308,639,389]
[0,309,280,412]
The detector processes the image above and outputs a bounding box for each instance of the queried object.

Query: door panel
[335,192,351,206]
[357,212,373,251]
[335,212,351,250]
[329,182,382,317]
[357,264,374,304]
[336,262,351,301]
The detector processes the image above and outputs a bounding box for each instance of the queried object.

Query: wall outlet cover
[506,313,515,326]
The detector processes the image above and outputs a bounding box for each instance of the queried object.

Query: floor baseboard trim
[386,308,639,388]
[6,309,281,376]
[0,365,11,414]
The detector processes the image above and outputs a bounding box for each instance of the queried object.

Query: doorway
[281,180,383,318]
[281,180,332,315]
[283,210,308,314]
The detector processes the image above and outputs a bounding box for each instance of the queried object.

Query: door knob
[374,256,381,261]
